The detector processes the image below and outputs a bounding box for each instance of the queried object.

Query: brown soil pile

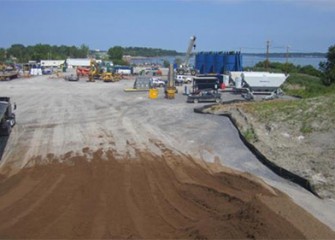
[0,148,334,239]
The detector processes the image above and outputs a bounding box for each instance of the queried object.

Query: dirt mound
[0,148,334,239]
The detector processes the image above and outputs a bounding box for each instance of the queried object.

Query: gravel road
[0,72,334,237]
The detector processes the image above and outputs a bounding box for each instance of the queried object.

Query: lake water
[130,55,326,69]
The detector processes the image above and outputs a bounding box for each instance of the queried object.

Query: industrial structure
[195,51,243,74]
[176,36,197,75]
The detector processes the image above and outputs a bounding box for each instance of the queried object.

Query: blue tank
[235,53,243,71]
[214,52,223,74]
[195,52,205,74]
[196,51,243,74]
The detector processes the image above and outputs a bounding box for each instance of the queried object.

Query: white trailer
[66,58,101,68]
[40,60,64,68]
[229,71,288,100]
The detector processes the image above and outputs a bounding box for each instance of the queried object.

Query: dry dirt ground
[206,98,335,199]
[0,72,335,238]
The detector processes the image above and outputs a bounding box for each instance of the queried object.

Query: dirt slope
[0,147,334,239]
[206,99,335,199]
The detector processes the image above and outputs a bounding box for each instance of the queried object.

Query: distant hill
[91,48,326,59]
[123,47,181,57]
[242,52,326,58]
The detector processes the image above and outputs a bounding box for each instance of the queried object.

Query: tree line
[1,43,334,85]
[0,44,180,64]
[0,44,90,63]
[246,44,335,86]
[122,47,180,57]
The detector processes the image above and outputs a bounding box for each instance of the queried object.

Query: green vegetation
[319,44,335,85]
[244,94,335,134]
[107,46,129,65]
[242,128,257,142]
[0,44,89,63]
[0,44,180,65]
[122,47,180,57]
[282,73,335,98]
[241,44,335,135]
[246,61,322,77]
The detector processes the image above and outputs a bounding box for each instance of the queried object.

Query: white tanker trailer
[229,71,289,99]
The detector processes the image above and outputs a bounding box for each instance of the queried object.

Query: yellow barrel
[149,88,159,99]
[166,88,176,99]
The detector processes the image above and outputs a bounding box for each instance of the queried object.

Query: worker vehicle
[151,77,166,87]
[64,74,79,81]
[176,36,197,76]
[0,97,16,136]
[187,89,221,103]
[175,75,193,86]
[175,75,184,86]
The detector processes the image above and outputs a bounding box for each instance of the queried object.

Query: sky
[1,0,334,53]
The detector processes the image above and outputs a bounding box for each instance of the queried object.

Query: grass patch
[242,94,335,134]
[242,128,257,142]
[282,73,335,98]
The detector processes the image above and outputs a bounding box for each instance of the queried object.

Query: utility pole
[265,40,270,71]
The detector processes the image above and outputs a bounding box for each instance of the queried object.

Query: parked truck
[0,97,16,136]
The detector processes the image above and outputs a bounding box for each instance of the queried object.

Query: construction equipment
[101,68,122,82]
[76,67,90,77]
[0,97,16,136]
[101,72,122,82]
[176,36,197,76]
[64,74,79,81]
[88,59,100,82]
[0,63,19,81]
[165,64,177,99]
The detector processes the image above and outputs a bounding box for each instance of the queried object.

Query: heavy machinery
[0,97,16,136]
[76,67,90,77]
[176,36,197,76]
[165,64,177,99]
[88,59,100,82]
[88,59,122,82]
[0,63,19,81]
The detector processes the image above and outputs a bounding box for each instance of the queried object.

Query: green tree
[320,44,335,85]
[79,44,89,58]
[174,57,183,67]
[108,46,123,60]
[7,44,26,62]
[163,60,170,68]
[0,48,6,61]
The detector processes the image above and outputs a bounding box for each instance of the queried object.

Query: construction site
[0,36,335,239]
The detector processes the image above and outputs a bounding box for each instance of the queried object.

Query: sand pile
[0,148,334,239]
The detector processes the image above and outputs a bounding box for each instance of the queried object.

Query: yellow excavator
[88,59,123,82]
[88,59,99,82]
[101,65,122,82]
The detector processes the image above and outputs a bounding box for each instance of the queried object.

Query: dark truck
[0,97,16,136]
[187,88,221,103]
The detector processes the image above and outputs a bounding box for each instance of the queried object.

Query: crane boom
[184,36,196,67]
[176,35,197,76]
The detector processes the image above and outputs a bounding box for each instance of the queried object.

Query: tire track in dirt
[0,147,334,239]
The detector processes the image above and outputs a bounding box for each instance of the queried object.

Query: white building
[66,58,103,68]
[40,60,65,68]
